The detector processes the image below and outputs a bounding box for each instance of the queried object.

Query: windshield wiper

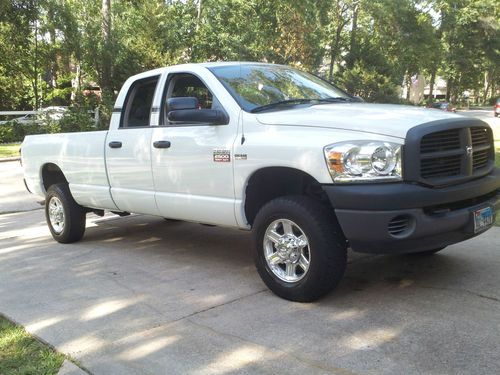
[250,99,315,113]
[313,97,353,103]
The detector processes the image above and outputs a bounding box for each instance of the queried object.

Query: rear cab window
[121,76,159,128]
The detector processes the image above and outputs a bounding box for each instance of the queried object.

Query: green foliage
[0,107,95,143]
[0,121,46,143]
[0,0,498,114]
[340,63,401,103]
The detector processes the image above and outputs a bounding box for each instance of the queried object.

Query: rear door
[105,75,160,215]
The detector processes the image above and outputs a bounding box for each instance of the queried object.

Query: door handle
[108,141,122,148]
[153,140,171,149]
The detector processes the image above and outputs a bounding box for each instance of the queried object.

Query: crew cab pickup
[21,62,500,302]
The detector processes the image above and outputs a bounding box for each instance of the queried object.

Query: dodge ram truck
[21,62,500,302]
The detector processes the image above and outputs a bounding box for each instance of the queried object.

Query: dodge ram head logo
[466,145,473,156]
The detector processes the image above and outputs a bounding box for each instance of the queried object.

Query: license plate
[473,207,493,233]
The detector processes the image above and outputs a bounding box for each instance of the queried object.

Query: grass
[0,143,21,158]
[0,315,65,375]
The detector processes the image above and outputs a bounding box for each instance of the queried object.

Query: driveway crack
[417,284,500,303]
[185,318,360,375]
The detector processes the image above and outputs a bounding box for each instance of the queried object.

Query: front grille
[421,154,461,178]
[473,149,490,171]
[415,124,494,186]
[471,127,489,147]
[420,129,461,154]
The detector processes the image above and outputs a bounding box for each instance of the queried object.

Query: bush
[57,109,95,133]
[0,120,46,143]
[339,63,402,104]
[0,107,96,143]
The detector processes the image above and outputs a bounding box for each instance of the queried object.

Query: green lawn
[0,143,21,158]
[0,316,65,375]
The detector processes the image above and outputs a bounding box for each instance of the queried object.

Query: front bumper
[323,169,500,254]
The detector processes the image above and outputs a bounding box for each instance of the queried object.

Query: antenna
[239,23,245,145]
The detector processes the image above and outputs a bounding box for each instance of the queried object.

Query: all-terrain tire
[253,196,347,302]
[45,183,86,243]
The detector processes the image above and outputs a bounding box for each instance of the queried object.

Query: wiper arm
[314,97,352,103]
[250,99,314,113]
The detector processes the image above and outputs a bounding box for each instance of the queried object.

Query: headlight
[324,141,402,183]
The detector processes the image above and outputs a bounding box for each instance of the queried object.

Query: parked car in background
[427,102,457,113]
[8,107,67,125]
[494,98,500,117]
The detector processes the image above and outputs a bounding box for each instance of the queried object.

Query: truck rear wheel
[45,183,86,243]
[253,196,347,302]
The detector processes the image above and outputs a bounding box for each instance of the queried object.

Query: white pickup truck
[22,62,500,302]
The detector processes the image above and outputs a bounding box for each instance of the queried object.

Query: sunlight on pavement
[119,336,181,361]
[330,309,365,321]
[197,345,277,375]
[60,334,107,354]
[26,316,65,334]
[340,327,400,351]
[82,298,141,321]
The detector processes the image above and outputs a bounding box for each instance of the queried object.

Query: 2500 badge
[213,149,230,162]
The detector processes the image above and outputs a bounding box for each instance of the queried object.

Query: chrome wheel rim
[48,197,65,234]
[263,219,310,283]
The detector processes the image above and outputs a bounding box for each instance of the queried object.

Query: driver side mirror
[166,97,229,125]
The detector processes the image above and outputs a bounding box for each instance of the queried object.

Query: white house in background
[402,75,448,104]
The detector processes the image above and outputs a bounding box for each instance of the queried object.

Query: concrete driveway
[1,160,499,374]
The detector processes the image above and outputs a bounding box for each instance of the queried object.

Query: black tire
[412,246,446,256]
[45,183,86,243]
[253,196,347,302]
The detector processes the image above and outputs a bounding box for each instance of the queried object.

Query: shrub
[0,107,96,143]
[338,63,402,104]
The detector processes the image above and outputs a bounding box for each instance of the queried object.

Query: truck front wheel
[253,196,347,302]
[45,183,86,243]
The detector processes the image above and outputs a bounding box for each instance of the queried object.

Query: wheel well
[41,163,68,192]
[244,167,330,226]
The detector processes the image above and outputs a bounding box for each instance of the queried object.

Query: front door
[151,72,238,226]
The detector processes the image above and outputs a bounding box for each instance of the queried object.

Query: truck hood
[255,103,462,139]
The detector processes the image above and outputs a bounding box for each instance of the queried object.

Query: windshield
[208,64,350,112]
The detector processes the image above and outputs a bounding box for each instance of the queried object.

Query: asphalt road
[1,108,499,375]
[459,109,500,140]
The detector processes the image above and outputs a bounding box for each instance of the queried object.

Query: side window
[170,74,213,109]
[121,76,159,128]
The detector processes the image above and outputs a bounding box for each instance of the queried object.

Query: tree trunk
[428,70,436,104]
[101,0,112,96]
[346,1,359,69]
[328,26,342,81]
[446,78,452,102]
[33,18,39,109]
[406,74,411,101]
